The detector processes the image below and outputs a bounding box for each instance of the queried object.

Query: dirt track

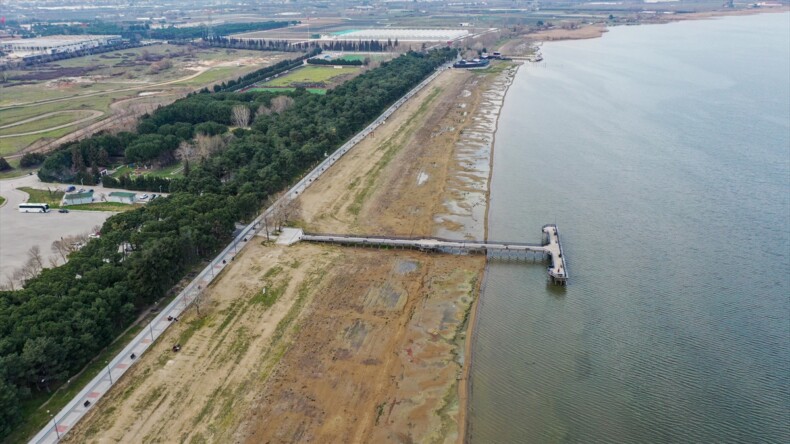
[64,63,515,444]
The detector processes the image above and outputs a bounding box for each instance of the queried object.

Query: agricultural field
[0,44,287,163]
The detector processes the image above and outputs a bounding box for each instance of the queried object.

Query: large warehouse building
[0,35,123,57]
[324,28,469,42]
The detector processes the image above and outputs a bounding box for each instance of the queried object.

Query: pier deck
[291,224,568,284]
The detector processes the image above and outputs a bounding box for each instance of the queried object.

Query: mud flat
[435,65,518,241]
[63,61,517,443]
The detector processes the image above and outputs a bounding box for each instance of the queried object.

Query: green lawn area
[0,196,5,206]
[267,66,359,87]
[338,54,367,62]
[17,187,64,208]
[175,66,240,86]
[336,54,389,62]
[248,87,327,95]
[111,162,184,179]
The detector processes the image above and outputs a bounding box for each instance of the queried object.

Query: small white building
[108,191,137,204]
[63,191,93,206]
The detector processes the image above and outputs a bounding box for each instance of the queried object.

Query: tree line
[199,36,399,53]
[0,47,457,439]
[307,58,364,66]
[23,20,296,42]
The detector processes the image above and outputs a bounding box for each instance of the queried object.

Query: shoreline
[519,6,788,44]
[457,61,522,443]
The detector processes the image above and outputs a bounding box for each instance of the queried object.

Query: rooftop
[109,191,136,198]
[2,35,121,46]
[64,191,94,200]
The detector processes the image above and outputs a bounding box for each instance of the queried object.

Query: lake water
[469,13,790,443]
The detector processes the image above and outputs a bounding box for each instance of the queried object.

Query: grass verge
[69,202,141,212]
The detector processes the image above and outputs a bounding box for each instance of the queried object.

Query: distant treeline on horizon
[4,20,298,41]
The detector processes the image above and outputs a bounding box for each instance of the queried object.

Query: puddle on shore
[396,259,419,274]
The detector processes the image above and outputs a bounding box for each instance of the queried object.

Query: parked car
[140,194,149,200]
[78,188,86,193]
[58,209,69,213]
[66,186,76,192]
[150,194,157,200]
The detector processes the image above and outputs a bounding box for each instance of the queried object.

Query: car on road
[78,188,86,193]
[66,186,76,192]
[58,209,69,213]
[150,194,157,200]
[140,194,149,200]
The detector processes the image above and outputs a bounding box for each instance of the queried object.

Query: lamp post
[105,361,113,384]
[48,409,60,440]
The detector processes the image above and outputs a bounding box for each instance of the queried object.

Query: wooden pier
[294,224,568,285]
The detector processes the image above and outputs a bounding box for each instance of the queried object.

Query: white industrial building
[0,35,123,57]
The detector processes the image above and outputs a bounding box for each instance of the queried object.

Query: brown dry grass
[65,63,512,444]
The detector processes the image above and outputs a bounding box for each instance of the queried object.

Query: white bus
[18,203,49,213]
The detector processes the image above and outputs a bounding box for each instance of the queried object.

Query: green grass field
[337,54,388,62]
[0,47,286,158]
[17,187,64,208]
[111,162,184,179]
[266,66,359,87]
[0,110,99,138]
[248,87,327,95]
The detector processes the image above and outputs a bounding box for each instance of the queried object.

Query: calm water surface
[469,13,790,443]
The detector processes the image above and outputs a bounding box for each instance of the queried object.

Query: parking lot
[0,175,119,283]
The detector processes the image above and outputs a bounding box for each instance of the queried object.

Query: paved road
[28,61,454,444]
